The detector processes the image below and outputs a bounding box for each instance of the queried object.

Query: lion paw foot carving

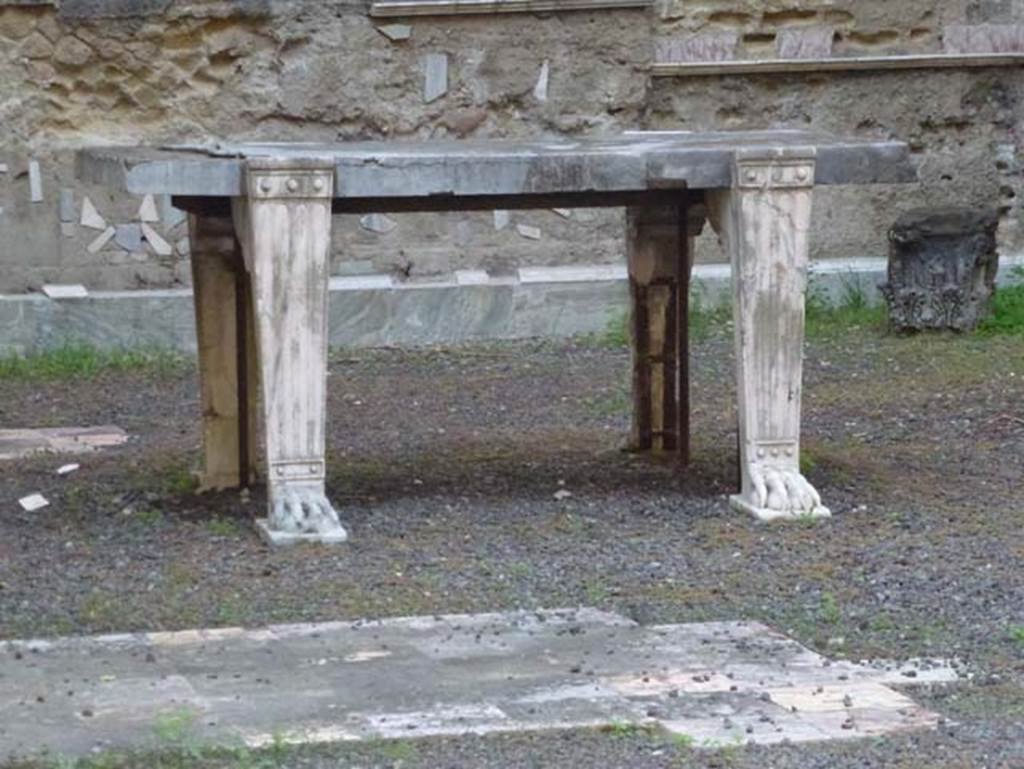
[270,485,347,537]
[731,468,831,522]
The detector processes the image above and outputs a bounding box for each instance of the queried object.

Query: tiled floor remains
[0,608,961,759]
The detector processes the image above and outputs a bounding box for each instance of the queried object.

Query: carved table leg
[626,202,701,461]
[189,213,258,491]
[232,158,348,545]
[708,149,830,521]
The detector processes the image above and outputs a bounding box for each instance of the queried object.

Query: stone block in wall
[944,23,1024,53]
[57,0,172,18]
[654,32,738,62]
[776,27,834,59]
[967,0,1022,24]
[57,0,273,19]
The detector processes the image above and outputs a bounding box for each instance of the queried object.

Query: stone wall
[0,0,1020,292]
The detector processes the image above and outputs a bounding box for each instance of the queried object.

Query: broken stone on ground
[0,425,128,461]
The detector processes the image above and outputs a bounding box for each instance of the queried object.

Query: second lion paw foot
[270,485,347,538]
[732,468,831,521]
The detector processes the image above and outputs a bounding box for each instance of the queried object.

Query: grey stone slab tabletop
[76,131,915,200]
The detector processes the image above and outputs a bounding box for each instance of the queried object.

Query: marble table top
[77,130,915,204]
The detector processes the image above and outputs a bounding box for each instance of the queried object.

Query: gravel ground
[1,327,1023,768]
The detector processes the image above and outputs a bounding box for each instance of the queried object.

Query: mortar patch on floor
[0,608,961,759]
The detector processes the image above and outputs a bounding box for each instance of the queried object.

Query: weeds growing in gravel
[14,741,302,769]
[584,578,610,604]
[670,732,696,749]
[372,740,419,763]
[206,517,242,537]
[80,590,123,627]
[151,708,201,752]
[1009,625,1024,647]
[805,275,885,339]
[161,463,199,496]
[133,508,163,527]
[600,721,657,739]
[688,282,732,341]
[214,595,247,626]
[597,311,630,348]
[819,592,842,626]
[0,343,188,380]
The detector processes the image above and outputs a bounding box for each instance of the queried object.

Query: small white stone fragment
[28,159,42,202]
[533,59,549,102]
[87,226,116,253]
[138,194,159,222]
[329,274,394,291]
[0,163,7,173]
[377,23,411,41]
[455,269,489,285]
[493,209,510,230]
[360,213,397,234]
[343,650,393,662]
[141,223,173,256]
[19,493,49,512]
[80,197,106,230]
[553,489,572,501]
[58,188,75,222]
[42,284,88,299]
[552,208,572,219]
[423,53,448,103]
[114,223,143,251]
[516,224,541,240]
[57,463,80,476]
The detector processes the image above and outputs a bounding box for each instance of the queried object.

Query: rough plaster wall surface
[0,0,1020,292]
[0,0,648,290]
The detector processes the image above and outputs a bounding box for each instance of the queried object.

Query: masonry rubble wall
[0,0,1021,293]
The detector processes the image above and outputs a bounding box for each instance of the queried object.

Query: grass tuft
[979,268,1024,336]
[805,274,886,339]
[1009,625,1024,647]
[598,311,630,348]
[600,720,658,739]
[206,517,243,538]
[0,343,188,381]
[688,283,732,342]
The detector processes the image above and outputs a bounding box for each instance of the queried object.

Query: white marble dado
[3,255,1022,356]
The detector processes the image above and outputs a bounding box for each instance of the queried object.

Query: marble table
[78,131,915,544]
